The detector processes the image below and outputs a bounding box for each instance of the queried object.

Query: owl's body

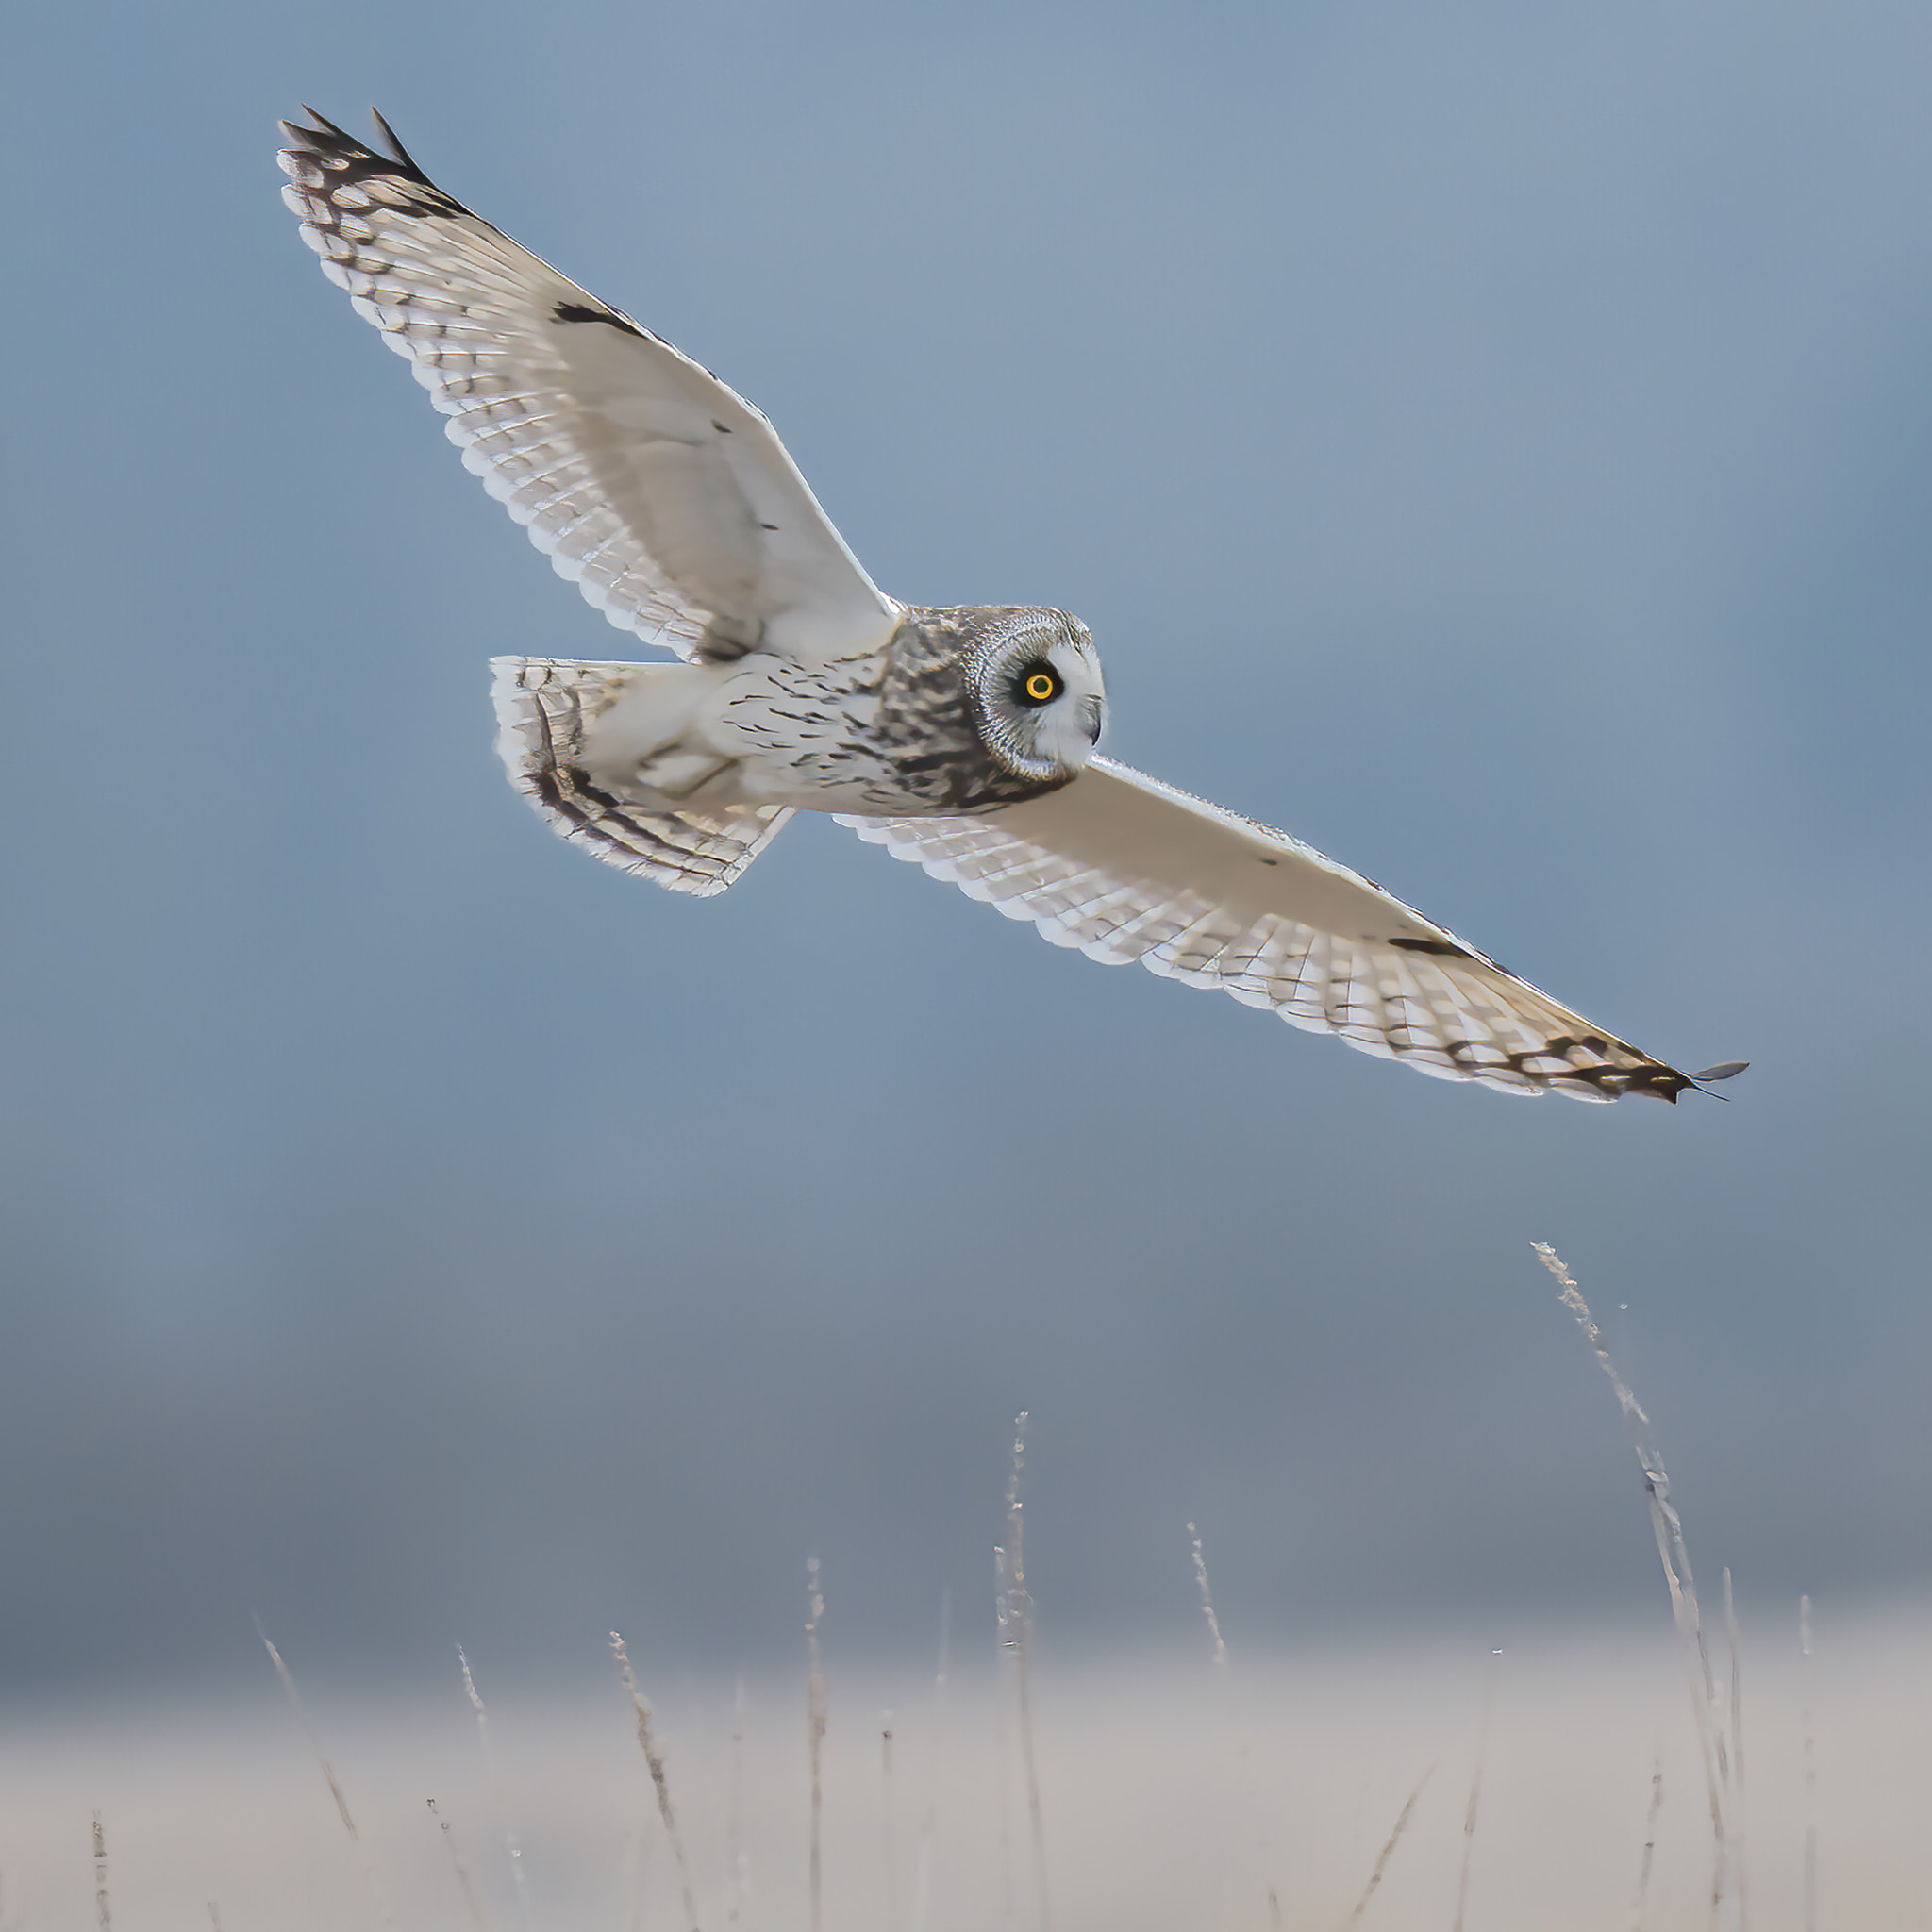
[495,604,1103,891]
[277,109,1744,1104]
[545,606,1101,821]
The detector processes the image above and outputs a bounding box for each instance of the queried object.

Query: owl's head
[964,609,1107,782]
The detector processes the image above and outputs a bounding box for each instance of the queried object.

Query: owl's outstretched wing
[841,758,1744,1102]
[276,110,899,667]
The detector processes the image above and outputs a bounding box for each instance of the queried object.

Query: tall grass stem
[609,1630,704,1932]
[92,1810,110,1932]
[910,1586,952,1932]
[1800,1596,1817,1932]
[253,1615,394,1927]
[1187,1523,1228,1669]
[1004,1412,1053,1932]
[1452,1652,1501,1932]
[806,1557,827,1932]
[1531,1244,1738,1926]
[1724,1570,1753,1927]
[726,1674,752,1922]
[880,1710,899,1932]
[1341,1766,1433,1929]
[1632,1747,1664,1932]
[993,1542,1016,1927]
[426,1797,492,1931]
[458,1648,532,1932]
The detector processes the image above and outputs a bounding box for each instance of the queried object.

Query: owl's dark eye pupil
[1017,664,1062,706]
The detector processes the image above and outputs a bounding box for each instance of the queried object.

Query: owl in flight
[277,109,1744,1103]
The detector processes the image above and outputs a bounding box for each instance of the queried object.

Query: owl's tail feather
[491,657,791,897]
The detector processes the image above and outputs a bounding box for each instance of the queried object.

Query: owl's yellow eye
[1018,665,1062,706]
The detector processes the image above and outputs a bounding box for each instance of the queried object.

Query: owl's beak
[1081,695,1105,744]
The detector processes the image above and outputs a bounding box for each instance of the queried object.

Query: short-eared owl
[277,109,1743,1103]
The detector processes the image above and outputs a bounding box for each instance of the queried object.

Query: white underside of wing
[841,757,1695,1101]
[277,114,899,666]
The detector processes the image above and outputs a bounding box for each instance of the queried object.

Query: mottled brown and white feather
[841,759,1716,1100]
[276,110,897,666]
[494,658,792,894]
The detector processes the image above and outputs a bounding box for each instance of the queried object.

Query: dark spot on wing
[1390,935,1474,958]
[712,420,733,434]
[697,615,764,665]
[760,523,779,532]
[1431,1031,1698,1102]
[554,301,644,337]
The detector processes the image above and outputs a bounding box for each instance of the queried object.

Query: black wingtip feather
[297,104,351,139]
[277,104,447,201]
[368,107,421,172]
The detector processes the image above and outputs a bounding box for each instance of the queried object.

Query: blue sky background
[3,0,1928,1696]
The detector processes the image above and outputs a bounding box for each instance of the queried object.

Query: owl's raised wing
[277,110,899,666]
[841,758,1743,1102]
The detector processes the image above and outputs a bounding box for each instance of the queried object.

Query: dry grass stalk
[726,1674,752,1921]
[253,1616,394,1927]
[611,1823,645,1932]
[458,1647,531,1932]
[1724,1570,1753,1929]
[426,1797,492,1931]
[1531,1244,1743,1927]
[1341,1766,1434,1929]
[1186,1519,1281,1921]
[880,1709,899,1932]
[806,1557,828,1932]
[909,1586,952,1932]
[1633,1747,1665,1932]
[1452,1652,1501,1932]
[1186,1523,1229,1669]
[253,1617,358,1840]
[1800,1596,1817,1932]
[992,1542,1017,1925]
[1003,1412,1054,1932]
[92,1810,110,1932]
[609,1631,704,1932]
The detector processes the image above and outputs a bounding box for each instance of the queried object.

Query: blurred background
[3,0,1929,1707]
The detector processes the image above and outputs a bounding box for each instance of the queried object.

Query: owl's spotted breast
[866,607,1103,812]
[701,606,1104,816]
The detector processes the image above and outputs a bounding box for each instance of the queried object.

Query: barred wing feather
[492,658,792,895]
[841,758,1722,1102]
[276,110,898,666]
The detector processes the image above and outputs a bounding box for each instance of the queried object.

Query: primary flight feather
[277,108,1743,1103]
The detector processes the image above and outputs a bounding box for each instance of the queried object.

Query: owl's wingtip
[367,107,422,173]
[1684,1060,1749,1101]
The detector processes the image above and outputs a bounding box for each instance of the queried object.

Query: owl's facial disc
[967,611,1107,783]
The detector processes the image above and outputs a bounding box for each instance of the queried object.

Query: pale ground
[1,1608,1925,1932]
